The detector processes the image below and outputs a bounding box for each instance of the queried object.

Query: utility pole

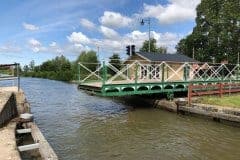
[141,18,151,52]
[192,47,195,59]
[238,52,239,64]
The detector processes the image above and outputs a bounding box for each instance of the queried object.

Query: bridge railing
[0,63,20,91]
[78,60,240,85]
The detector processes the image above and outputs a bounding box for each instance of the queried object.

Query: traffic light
[126,45,130,55]
[131,45,135,55]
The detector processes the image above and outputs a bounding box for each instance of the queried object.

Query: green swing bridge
[77,60,240,99]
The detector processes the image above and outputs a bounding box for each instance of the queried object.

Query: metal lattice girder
[192,63,212,81]
[205,64,223,81]
[106,61,137,84]
[164,62,186,82]
[189,63,221,81]
[78,60,240,87]
[223,65,238,80]
[107,63,130,81]
[79,63,102,83]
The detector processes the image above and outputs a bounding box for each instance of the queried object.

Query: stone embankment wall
[153,99,240,123]
[180,103,240,123]
[0,89,30,127]
[0,87,57,160]
[0,93,18,127]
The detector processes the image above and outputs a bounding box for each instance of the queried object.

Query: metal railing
[78,60,240,85]
[0,63,20,91]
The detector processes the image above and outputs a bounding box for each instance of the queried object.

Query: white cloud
[143,0,201,24]
[66,32,92,54]
[93,38,122,52]
[80,18,95,29]
[0,44,21,53]
[49,42,63,54]
[99,26,119,39]
[28,38,46,53]
[22,22,39,31]
[99,11,133,28]
[28,38,41,46]
[67,32,90,44]
[49,42,57,47]
[64,43,91,54]
[91,30,181,54]
[125,30,182,53]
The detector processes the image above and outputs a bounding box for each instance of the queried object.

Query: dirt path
[0,122,20,160]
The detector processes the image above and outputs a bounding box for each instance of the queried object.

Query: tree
[157,47,167,54]
[76,50,99,71]
[108,53,122,75]
[29,60,35,71]
[72,50,99,80]
[23,55,74,81]
[140,38,167,53]
[176,0,240,63]
[23,65,29,73]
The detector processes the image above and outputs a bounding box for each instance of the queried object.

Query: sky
[0,0,201,66]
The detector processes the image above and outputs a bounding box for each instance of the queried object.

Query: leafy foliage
[23,55,73,81]
[22,51,99,82]
[140,38,167,53]
[108,53,122,75]
[176,0,240,63]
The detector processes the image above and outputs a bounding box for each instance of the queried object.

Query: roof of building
[136,52,198,63]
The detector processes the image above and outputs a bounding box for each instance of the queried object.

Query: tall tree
[29,60,35,71]
[75,50,99,71]
[176,0,240,63]
[108,53,122,75]
[72,50,99,80]
[140,38,167,53]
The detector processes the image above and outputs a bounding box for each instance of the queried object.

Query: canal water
[18,78,240,159]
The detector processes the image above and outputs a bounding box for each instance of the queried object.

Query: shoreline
[0,87,58,160]
[151,98,240,125]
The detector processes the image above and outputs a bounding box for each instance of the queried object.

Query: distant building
[124,52,198,81]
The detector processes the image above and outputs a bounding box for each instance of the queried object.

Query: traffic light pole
[126,45,135,56]
[141,18,151,52]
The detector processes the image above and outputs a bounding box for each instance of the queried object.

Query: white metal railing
[0,63,20,91]
[78,61,240,85]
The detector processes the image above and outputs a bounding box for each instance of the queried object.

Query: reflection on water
[18,78,240,160]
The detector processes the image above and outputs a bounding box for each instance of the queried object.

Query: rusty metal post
[188,83,192,106]
[219,83,223,97]
[16,63,20,92]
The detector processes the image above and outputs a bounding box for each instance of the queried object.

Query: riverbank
[199,95,240,108]
[0,122,20,160]
[152,97,240,125]
[0,86,58,160]
[0,87,22,160]
[10,77,240,159]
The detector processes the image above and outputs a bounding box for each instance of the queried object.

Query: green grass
[199,94,240,108]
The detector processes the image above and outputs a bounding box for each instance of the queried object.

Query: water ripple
[19,78,240,160]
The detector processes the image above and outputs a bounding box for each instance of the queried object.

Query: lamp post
[140,18,151,52]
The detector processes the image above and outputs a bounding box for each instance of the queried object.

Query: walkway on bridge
[77,60,240,98]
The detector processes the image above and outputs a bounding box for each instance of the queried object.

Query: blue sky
[0,0,201,66]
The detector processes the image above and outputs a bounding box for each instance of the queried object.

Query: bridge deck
[77,61,240,97]
[78,79,240,97]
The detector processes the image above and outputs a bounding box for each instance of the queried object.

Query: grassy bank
[199,94,240,108]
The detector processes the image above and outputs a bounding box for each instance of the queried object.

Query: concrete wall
[0,93,18,127]
[153,99,240,124]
